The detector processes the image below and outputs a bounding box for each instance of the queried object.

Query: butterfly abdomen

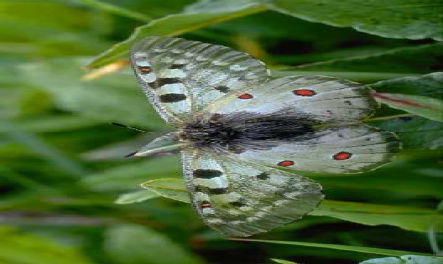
[181,112,318,152]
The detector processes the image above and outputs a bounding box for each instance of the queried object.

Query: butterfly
[128,36,400,237]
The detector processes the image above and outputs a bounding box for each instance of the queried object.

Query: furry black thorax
[180,112,317,153]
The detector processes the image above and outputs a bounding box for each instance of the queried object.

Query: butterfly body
[129,36,400,237]
[180,112,316,152]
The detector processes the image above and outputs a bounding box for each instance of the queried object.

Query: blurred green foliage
[0,0,442,263]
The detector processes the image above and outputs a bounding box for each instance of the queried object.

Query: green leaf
[370,72,443,96]
[372,92,443,122]
[86,4,266,68]
[369,72,443,124]
[114,190,159,204]
[372,116,443,150]
[185,0,261,13]
[268,0,443,40]
[360,255,443,264]
[104,224,203,264]
[313,200,442,233]
[0,226,93,264]
[140,178,190,203]
[271,258,298,264]
[229,238,431,257]
[292,43,443,76]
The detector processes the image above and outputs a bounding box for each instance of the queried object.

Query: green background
[0,0,442,263]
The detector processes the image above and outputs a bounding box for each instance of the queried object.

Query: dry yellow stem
[82,60,129,81]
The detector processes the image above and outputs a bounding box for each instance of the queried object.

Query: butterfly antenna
[111,122,147,133]
[124,151,137,158]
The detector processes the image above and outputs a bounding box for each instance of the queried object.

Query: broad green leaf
[372,116,443,150]
[229,238,431,256]
[140,178,190,203]
[86,4,266,68]
[114,190,159,204]
[185,0,260,13]
[0,226,93,264]
[371,72,443,96]
[360,255,443,264]
[293,43,443,75]
[372,92,443,122]
[268,0,443,40]
[104,224,203,264]
[18,58,165,129]
[271,258,298,264]
[313,200,442,233]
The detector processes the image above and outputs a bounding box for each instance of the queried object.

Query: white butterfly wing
[236,125,400,174]
[205,75,377,123]
[181,149,323,237]
[130,36,269,125]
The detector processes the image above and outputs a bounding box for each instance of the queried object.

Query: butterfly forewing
[181,149,323,237]
[130,36,270,125]
[206,75,378,123]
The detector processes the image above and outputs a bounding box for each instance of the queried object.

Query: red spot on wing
[200,201,212,208]
[238,93,253,99]
[138,66,152,73]
[277,160,294,167]
[293,89,316,96]
[333,151,352,160]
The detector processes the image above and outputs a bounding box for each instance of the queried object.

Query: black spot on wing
[159,93,187,103]
[169,64,185,69]
[147,78,182,89]
[157,78,182,87]
[195,186,228,195]
[193,169,223,179]
[215,86,229,93]
[256,172,269,180]
[209,188,229,195]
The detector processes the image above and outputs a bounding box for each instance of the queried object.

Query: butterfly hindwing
[235,125,400,174]
[206,75,378,123]
[181,149,323,237]
[130,36,270,125]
